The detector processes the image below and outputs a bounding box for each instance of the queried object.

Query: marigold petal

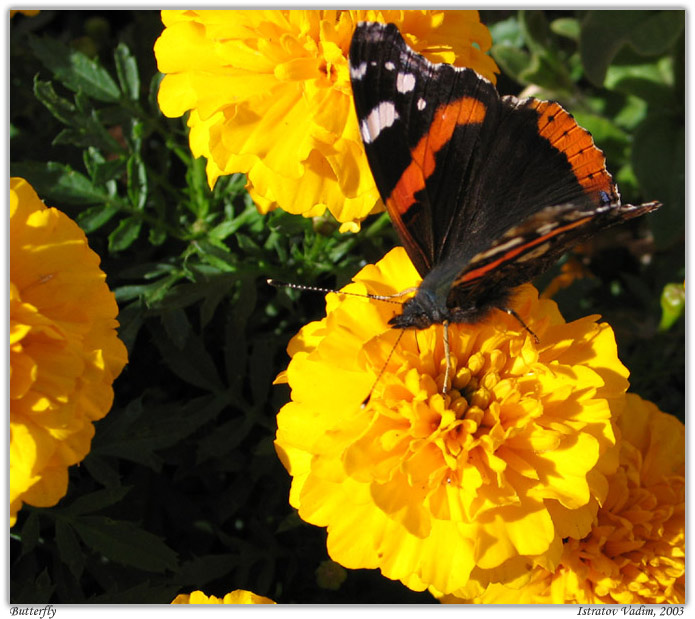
[172,589,275,604]
[276,247,628,594]
[447,394,684,604]
[10,178,127,525]
[154,9,499,225]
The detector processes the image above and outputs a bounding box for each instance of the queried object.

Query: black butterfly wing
[350,22,660,323]
[445,198,660,317]
[350,24,631,274]
[349,22,497,277]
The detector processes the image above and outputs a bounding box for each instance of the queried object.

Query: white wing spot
[360,102,399,144]
[385,61,396,71]
[417,97,426,111]
[396,72,416,94]
[350,61,367,80]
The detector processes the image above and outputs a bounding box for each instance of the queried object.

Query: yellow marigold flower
[172,589,276,604]
[274,247,628,594]
[10,10,40,18]
[154,10,498,231]
[10,178,127,527]
[441,393,685,604]
[541,257,594,299]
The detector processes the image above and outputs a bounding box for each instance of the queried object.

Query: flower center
[417,351,507,483]
[318,59,337,82]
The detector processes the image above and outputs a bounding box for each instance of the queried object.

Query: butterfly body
[349,22,660,331]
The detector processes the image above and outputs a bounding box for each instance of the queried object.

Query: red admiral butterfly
[349,22,660,337]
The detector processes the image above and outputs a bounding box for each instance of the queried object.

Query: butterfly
[349,22,660,345]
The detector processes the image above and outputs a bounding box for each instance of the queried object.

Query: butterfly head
[388,288,446,329]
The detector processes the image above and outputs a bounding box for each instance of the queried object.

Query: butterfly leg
[443,320,451,394]
[502,307,540,344]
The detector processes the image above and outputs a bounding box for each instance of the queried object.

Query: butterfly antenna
[503,307,540,344]
[361,329,405,409]
[267,279,404,304]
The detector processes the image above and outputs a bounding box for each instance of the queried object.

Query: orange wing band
[529,100,617,199]
[387,97,487,215]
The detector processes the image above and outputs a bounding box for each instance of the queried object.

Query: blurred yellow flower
[10,178,128,526]
[172,589,275,604]
[154,10,498,232]
[441,394,684,604]
[274,247,628,594]
[541,257,594,299]
[10,10,40,18]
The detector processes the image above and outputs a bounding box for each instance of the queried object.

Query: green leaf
[193,239,238,272]
[580,10,685,86]
[93,393,229,468]
[209,205,263,242]
[612,95,649,131]
[604,59,676,108]
[114,301,145,353]
[520,10,554,56]
[196,415,254,463]
[33,77,77,125]
[12,568,55,603]
[34,78,124,153]
[10,161,113,205]
[114,43,139,100]
[631,111,684,247]
[77,204,121,234]
[55,520,85,580]
[148,226,167,246]
[519,52,572,93]
[249,336,275,407]
[19,511,40,555]
[29,35,121,102]
[82,454,122,488]
[108,216,142,252]
[490,44,532,83]
[659,282,685,331]
[153,328,224,392]
[71,516,178,572]
[177,554,242,587]
[155,276,232,312]
[161,307,192,350]
[200,277,233,328]
[87,581,181,604]
[84,148,126,186]
[61,486,132,516]
[126,155,147,210]
[489,16,524,47]
[551,17,580,41]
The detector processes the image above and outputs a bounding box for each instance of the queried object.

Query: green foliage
[10,10,683,604]
[487,8,684,418]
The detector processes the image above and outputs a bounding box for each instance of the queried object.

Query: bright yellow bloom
[172,589,275,604]
[274,247,628,594]
[10,178,128,526]
[441,393,685,604]
[154,10,498,232]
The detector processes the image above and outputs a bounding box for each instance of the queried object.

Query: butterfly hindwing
[444,199,660,318]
